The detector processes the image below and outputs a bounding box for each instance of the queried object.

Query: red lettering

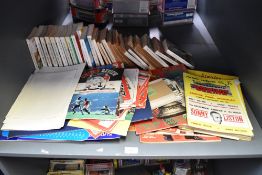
[191,108,208,118]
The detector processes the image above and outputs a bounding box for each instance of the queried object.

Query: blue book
[132,98,153,123]
[84,38,96,67]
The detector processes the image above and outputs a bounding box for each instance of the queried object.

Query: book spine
[45,37,58,67]
[74,33,85,63]
[124,51,146,69]
[40,37,52,66]
[69,37,79,65]
[34,37,47,67]
[100,43,112,64]
[93,40,105,66]
[50,37,63,67]
[128,49,148,69]
[102,40,116,63]
[80,39,92,67]
[85,38,95,67]
[155,51,178,66]
[144,46,169,67]
[55,37,68,66]
[26,39,40,70]
[61,37,73,65]
[71,35,82,64]
[88,38,99,66]
[66,37,77,65]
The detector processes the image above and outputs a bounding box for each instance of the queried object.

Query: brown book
[151,37,179,66]
[124,36,148,69]
[99,28,114,64]
[133,35,162,69]
[141,34,169,67]
[97,29,111,64]
[92,27,104,65]
[106,30,124,63]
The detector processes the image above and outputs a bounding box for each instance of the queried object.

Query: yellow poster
[183,72,253,137]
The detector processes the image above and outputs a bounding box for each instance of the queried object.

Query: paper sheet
[2,64,85,130]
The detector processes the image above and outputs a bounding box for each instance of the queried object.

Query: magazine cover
[134,114,187,135]
[156,101,186,119]
[66,68,124,120]
[183,72,253,137]
[135,71,151,109]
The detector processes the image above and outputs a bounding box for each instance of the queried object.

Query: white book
[100,28,116,63]
[141,34,169,67]
[92,28,104,66]
[98,42,111,65]
[60,25,73,65]
[39,26,52,67]
[50,26,63,67]
[26,27,42,70]
[128,49,148,69]
[65,25,78,65]
[55,26,68,66]
[162,39,194,69]
[71,24,83,64]
[87,24,99,66]
[34,26,47,67]
[124,51,146,69]
[44,25,58,67]
[80,26,92,67]
[155,51,178,66]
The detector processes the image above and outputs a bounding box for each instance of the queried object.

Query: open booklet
[1,64,85,131]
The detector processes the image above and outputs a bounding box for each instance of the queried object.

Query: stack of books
[26,23,194,71]
[158,0,197,25]
[0,23,254,143]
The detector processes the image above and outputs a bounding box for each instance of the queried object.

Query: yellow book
[183,72,253,137]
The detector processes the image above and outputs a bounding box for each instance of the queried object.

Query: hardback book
[148,78,180,109]
[183,72,253,139]
[79,26,92,67]
[66,68,124,120]
[26,27,43,69]
[44,25,58,67]
[49,26,64,67]
[92,27,105,66]
[151,37,178,66]
[162,39,194,68]
[141,34,169,67]
[49,160,85,172]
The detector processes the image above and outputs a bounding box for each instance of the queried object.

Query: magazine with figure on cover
[183,72,253,138]
[66,68,124,120]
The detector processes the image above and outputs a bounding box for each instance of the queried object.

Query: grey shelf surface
[1,101,262,159]
[1,14,262,160]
